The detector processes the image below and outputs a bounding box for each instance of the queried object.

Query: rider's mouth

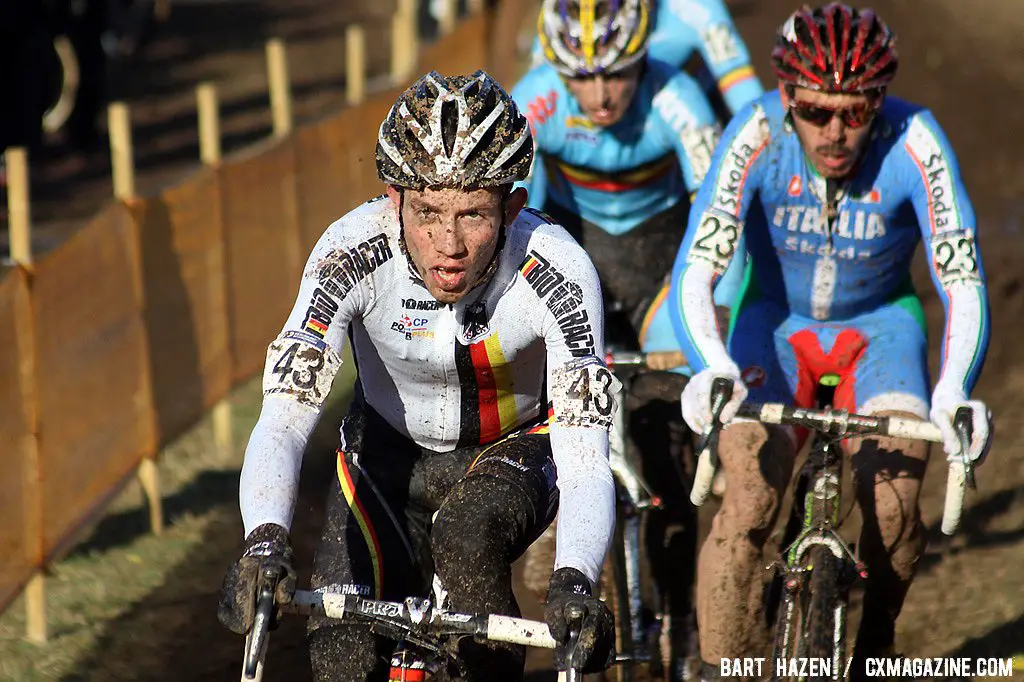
[430,266,467,290]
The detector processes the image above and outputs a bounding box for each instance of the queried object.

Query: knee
[431,476,525,570]
[718,480,783,539]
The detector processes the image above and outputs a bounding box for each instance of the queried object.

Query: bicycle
[602,349,693,682]
[690,375,976,681]
[239,569,591,682]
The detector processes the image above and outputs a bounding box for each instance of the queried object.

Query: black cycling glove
[544,566,616,673]
[217,523,296,635]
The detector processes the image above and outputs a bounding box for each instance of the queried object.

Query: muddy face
[565,63,641,127]
[781,85,879,179]
[389,186,527,304]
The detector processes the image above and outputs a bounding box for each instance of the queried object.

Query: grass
[0,358,355,682]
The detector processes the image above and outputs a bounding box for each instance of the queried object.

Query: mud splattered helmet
[538,0,652,78]
[771,3,898,93]
[376,70,533,190]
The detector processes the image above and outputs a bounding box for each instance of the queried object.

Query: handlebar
[241,590,574,681]
[688,382,976,535]
[605,350,687,371]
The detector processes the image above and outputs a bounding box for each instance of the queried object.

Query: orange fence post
[266,39,293,138]
[197,81,235,459]
[197,82,222,166]
[439,0,458,35]
[346,25,367,106]
[4,150,45,643]
[391,0,418,85]
[5,149,32,268]
[108,102,137,201]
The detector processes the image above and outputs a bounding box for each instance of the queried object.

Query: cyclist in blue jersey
[512,1,744,677]
[529,0,765,120]
[668,5,993,679]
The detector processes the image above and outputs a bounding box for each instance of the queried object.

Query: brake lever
[243,566,280,679]
[699,377,734,469]
[953,406,976,490]
[563,602,586,681]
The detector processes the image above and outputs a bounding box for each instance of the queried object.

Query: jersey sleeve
[524,229,617,586]
[686,0,764,115]
[239,212,389,536]
[669,101,770,373]
[902,111,990,397]
[651,68,722,195]
[652,0,764,115]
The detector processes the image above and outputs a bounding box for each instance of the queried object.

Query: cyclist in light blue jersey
[529,0,764,120]
[512,1,743,678]
[668,5,993,679]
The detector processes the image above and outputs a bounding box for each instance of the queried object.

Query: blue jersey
[670,92,990,396]
[530,0,764,116]
[511,59,720,235]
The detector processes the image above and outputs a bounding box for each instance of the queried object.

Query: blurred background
[0,0,1021,680]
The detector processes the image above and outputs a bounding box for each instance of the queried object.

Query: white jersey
[239,196,618,583]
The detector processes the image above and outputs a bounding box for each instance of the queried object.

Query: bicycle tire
[804,545,843,681]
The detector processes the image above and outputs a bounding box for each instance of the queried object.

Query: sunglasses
[789,101,878,129]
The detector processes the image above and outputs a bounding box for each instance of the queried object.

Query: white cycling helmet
[538,0,653,78]
[376,70,533,190]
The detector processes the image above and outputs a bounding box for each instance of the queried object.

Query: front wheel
[804,545,845,681]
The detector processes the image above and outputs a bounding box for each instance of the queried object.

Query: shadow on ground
[59,393,350,682]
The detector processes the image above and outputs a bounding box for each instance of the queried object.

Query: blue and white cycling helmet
[538,0,653,78]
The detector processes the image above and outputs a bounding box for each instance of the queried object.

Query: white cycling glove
[930,383,993,464]
[680,363,748,435]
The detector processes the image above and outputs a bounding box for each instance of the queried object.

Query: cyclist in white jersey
[216,71,620,681]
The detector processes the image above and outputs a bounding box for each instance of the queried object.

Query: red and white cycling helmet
[771,3,898,93]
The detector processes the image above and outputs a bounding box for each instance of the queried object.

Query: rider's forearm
[239,396,319,536]
[936,280,990,396]
[671,259,735,373]
[549,429,616,587]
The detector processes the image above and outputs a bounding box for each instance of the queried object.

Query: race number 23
[689,212,740,272]
[932,229,981,288]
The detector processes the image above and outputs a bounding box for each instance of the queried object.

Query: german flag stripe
[483,334,517,439]
[456,333,518,446]
[520,255,542,277]
[719,65,756,93]
[337,453,383,598]
[455,341,481,447]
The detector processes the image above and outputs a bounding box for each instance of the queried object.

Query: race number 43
[552,358,622,430]
[263,331,342,408]
[689,211,740,272]
[932,229,981,288]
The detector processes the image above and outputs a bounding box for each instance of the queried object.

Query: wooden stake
[5,148,32,266]
[391,0,418,84]
[266,39,293,137]
[137,458,164,536]
[25,572,46,643]
[196,82,222,165]
[108,102,136,200]
[213,400,234,461]
[345,25,366,106]
[439,0,458,35]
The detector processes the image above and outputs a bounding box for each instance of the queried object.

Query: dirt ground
[6,0,1023,680]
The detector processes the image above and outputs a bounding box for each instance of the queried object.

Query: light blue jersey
[530,0,764,117]
[511,59,719,235]
[670,91,990,404]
